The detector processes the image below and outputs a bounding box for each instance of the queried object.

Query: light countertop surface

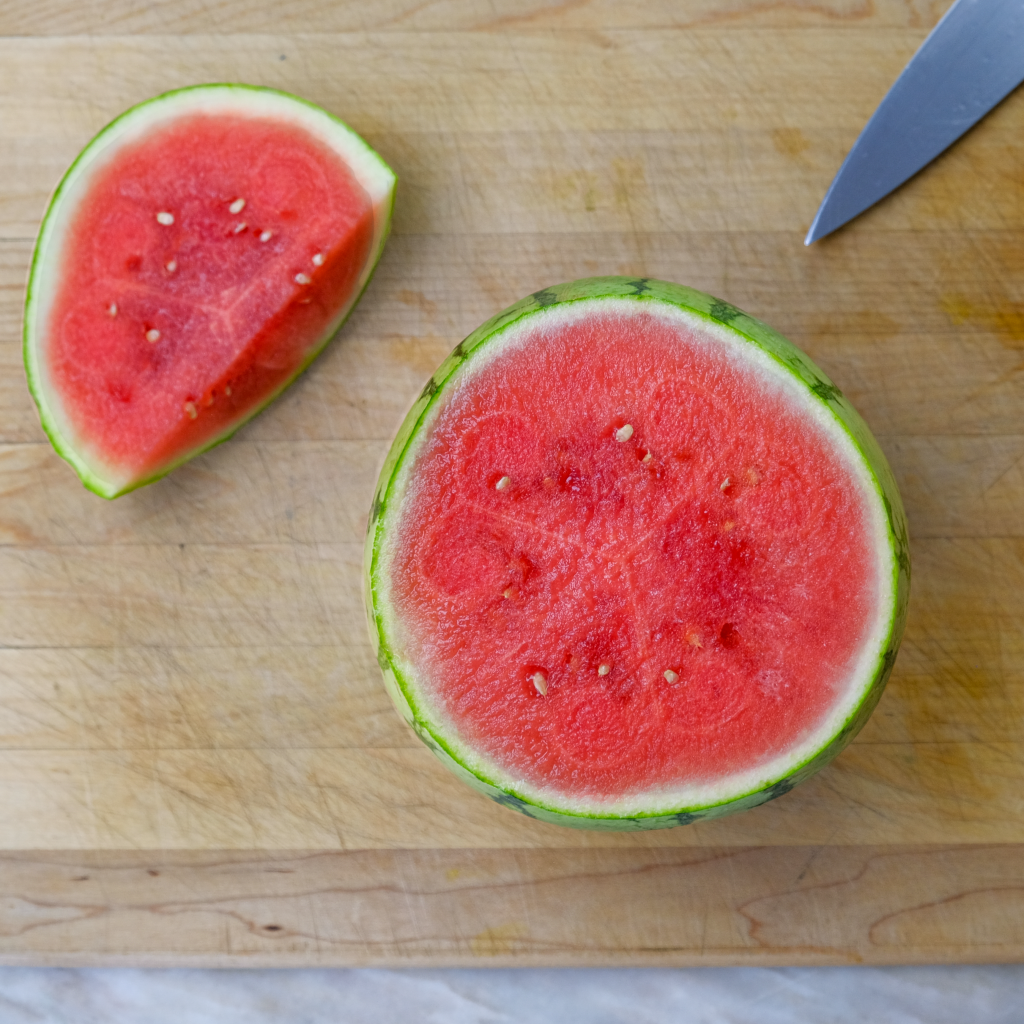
[0,966,1022,1022]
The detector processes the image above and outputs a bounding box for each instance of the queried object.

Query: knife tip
[804,213,827,246]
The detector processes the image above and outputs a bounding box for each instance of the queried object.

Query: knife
[805,0,1024,244]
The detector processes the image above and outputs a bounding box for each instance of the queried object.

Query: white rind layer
[374,297,897,818]
[25,84,396,498]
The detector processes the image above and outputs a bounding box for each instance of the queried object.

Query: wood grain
[1,0,1022,962]
[0,846,1019,966]
[4,32,1023,240]
[0,0,956,37]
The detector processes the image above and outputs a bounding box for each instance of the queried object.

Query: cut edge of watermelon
[24,83,397,498]
[366,278,911,829]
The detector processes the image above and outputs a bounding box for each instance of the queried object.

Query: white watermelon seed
[229,198,246,214]
[503,588,513,599]
[165,260,177,273]
[615,424,634,442]
[598,663,611,676]
[312,253,324,266]
[642,452,653,463]
[145,329,160,343]
[294,273,311,285]
[260,230,273,242]
[664,669,679,683]
[156,211,174,226]
[184,401,197,419]
[532,672,548,696]
[233,222,247,234]
[108,303,117,317]
[224,386,232,396]
[495,476,510,491]
[720,477,731,491]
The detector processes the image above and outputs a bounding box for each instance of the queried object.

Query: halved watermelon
[366,278,910,830]
[24,84,396,497]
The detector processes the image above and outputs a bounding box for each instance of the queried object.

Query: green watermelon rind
[24,83,397,499]
[366,276,910,830]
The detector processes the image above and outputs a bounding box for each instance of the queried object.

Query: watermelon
[365,277,910,830]
[24,84,396,498]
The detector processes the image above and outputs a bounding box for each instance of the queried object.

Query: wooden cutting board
[0,0,1022,966]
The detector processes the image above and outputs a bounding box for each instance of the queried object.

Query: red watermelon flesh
[389,308,878,799]
[48,113,373,479]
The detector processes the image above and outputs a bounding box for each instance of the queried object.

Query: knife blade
[805,0,1024,244]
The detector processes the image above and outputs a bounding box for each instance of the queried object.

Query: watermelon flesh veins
[49,114,372,480]
[374,290,902,821]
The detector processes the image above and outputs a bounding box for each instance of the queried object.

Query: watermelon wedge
[24,84,396,497]
[366,278,910,829]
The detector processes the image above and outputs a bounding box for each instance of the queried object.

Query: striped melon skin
[24,83,396,498]
[365,278,910,830]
